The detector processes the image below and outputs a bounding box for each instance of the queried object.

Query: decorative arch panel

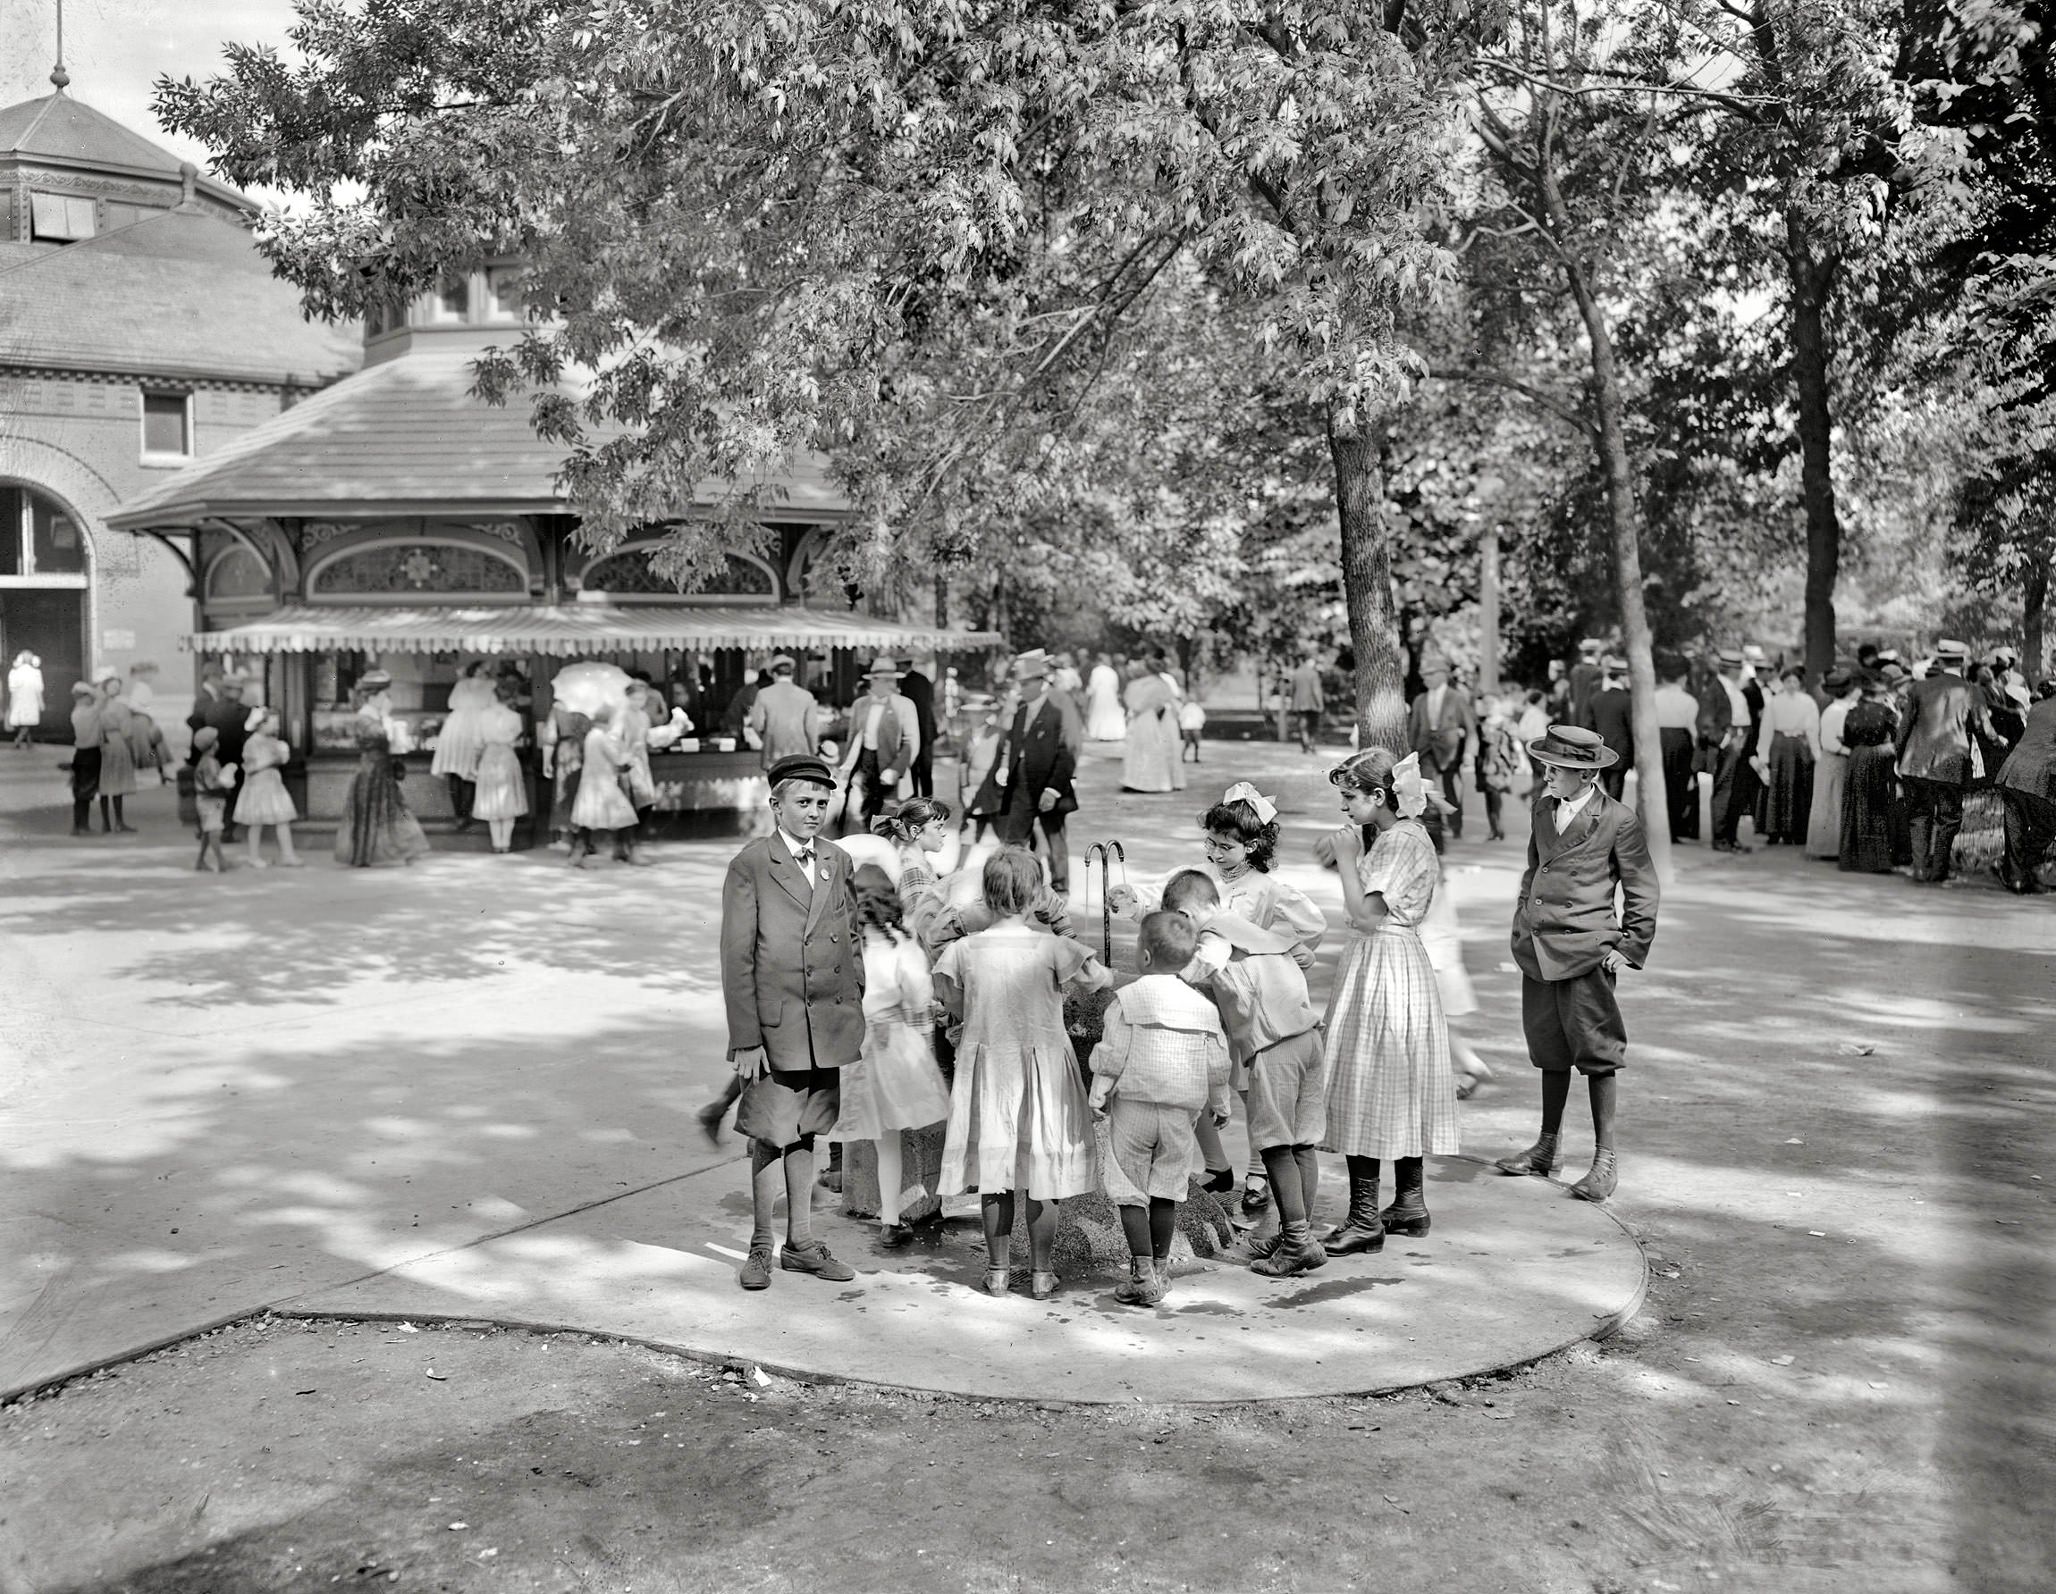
[577,546,780,604]
[308,539,527,602]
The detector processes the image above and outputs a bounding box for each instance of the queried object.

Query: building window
[437,276,471,320]
[0,484,88,582]
[487,266,526,317]
[140,392,192,459]
[29,191,96,241]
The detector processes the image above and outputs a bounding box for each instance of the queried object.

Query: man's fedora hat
[1527,723,1620,770]
[1012,648,1050,680]
[767,753,837,789]
[768,653,797,672]
[1579,638,1605,654]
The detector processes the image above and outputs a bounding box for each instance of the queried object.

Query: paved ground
[3,736,2053,1591]
[0,742,1639,1403]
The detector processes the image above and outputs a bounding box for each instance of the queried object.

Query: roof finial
[50,0,70,90]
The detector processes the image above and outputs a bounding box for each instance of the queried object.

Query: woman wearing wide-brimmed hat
[1494,724,1660,1205]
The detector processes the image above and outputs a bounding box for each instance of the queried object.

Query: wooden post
[1480,521,1501,697]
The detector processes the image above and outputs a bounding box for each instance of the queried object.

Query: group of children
[721,720,1658,1307]
[787,754,1475,1306]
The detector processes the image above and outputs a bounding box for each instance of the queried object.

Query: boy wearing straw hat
[1496,724,1660,1203]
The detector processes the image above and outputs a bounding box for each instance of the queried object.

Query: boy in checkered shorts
[1088,912,1231,1307]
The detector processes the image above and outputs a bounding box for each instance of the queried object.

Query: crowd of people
[713,645,1663,1305]
[1392,636,2056,896]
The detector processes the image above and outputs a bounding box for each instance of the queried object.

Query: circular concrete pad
[288,1155,1645,1404]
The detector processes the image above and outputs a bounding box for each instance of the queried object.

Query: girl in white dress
[933,847,1112,1298]
[1084,655,1125,741]
[6,651,42,747]
[235,707,303,866]
[834,865,954,1247]
[469,682,530,853]
[569,703,642,866]
[1319,748,1456,1253]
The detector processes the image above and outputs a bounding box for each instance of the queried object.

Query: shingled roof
[0,90,248,205]
[106,343,850,528]
[0,205,361,386]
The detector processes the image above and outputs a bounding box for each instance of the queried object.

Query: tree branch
[1426,366,1598,441]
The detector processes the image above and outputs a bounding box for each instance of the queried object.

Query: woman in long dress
[1084,654,1125,741]
[431,662,494,829]
[335,682,431,867]
[470,682,530,854]
[1119,662,1185,793]
[234,706,303,867]
[1754,666,1819,846]
[1806,669,1860,860]
[1838,678,1900,874]
[94,674,140,831]
[7,651,43,747]
[1319,748,1457,1252]
[568,702,643,866]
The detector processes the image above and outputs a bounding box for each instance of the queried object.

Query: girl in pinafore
[933,846,1111,1299]
[235,706,303,867]
[833,865,954,1248]
[1319,748,1457,1255]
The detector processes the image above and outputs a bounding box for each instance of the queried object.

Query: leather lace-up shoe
[781,1241,856,1282]
[739,1245,774,1291]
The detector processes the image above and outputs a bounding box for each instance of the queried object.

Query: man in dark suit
[1407,657,1476,838]
[897,657,938,798]
[1496,724,1660,1205]
[996,648,1083,893]
[1565,638,1606,727]
[1997,689,2056,894]
[719,754,864,1291]
[1708,649,1757,852]
[1895,639,2004,883]
[1582,656,1634,802]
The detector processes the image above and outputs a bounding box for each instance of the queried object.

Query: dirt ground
[3,754,2052,1593]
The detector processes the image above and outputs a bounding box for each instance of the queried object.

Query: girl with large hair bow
[1316,748,1458,1254]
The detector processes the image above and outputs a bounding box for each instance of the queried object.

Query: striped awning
[185,603,1002,657]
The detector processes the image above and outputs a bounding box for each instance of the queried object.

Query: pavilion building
[107,263,995,824]
[0,76,359,736]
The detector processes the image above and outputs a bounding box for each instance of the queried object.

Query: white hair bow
[1221,782,1278,825]
[1390,753,1429,820]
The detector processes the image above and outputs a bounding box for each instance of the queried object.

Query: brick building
[0,78,357,739]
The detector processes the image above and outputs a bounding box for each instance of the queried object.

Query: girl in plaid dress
[1320,748,1457,1255]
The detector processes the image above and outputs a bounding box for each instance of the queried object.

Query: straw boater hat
[864,656,903,680]
[768,654,797,674]
[1934,638,1968,663]
[70,681,97,698]
[1718,647,1744,667]
[1012,648,1050,681]
[1526,723,1619,770]
[1579,638,1605,656]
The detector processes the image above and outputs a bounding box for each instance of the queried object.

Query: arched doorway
[0,481,90,741]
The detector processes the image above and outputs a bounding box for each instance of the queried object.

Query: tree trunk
[934,567,949,631]
[1327,402,1408,752]
[1788,211,1843,683]
[1537,166,1674,883]
[2026,544,2051,682]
